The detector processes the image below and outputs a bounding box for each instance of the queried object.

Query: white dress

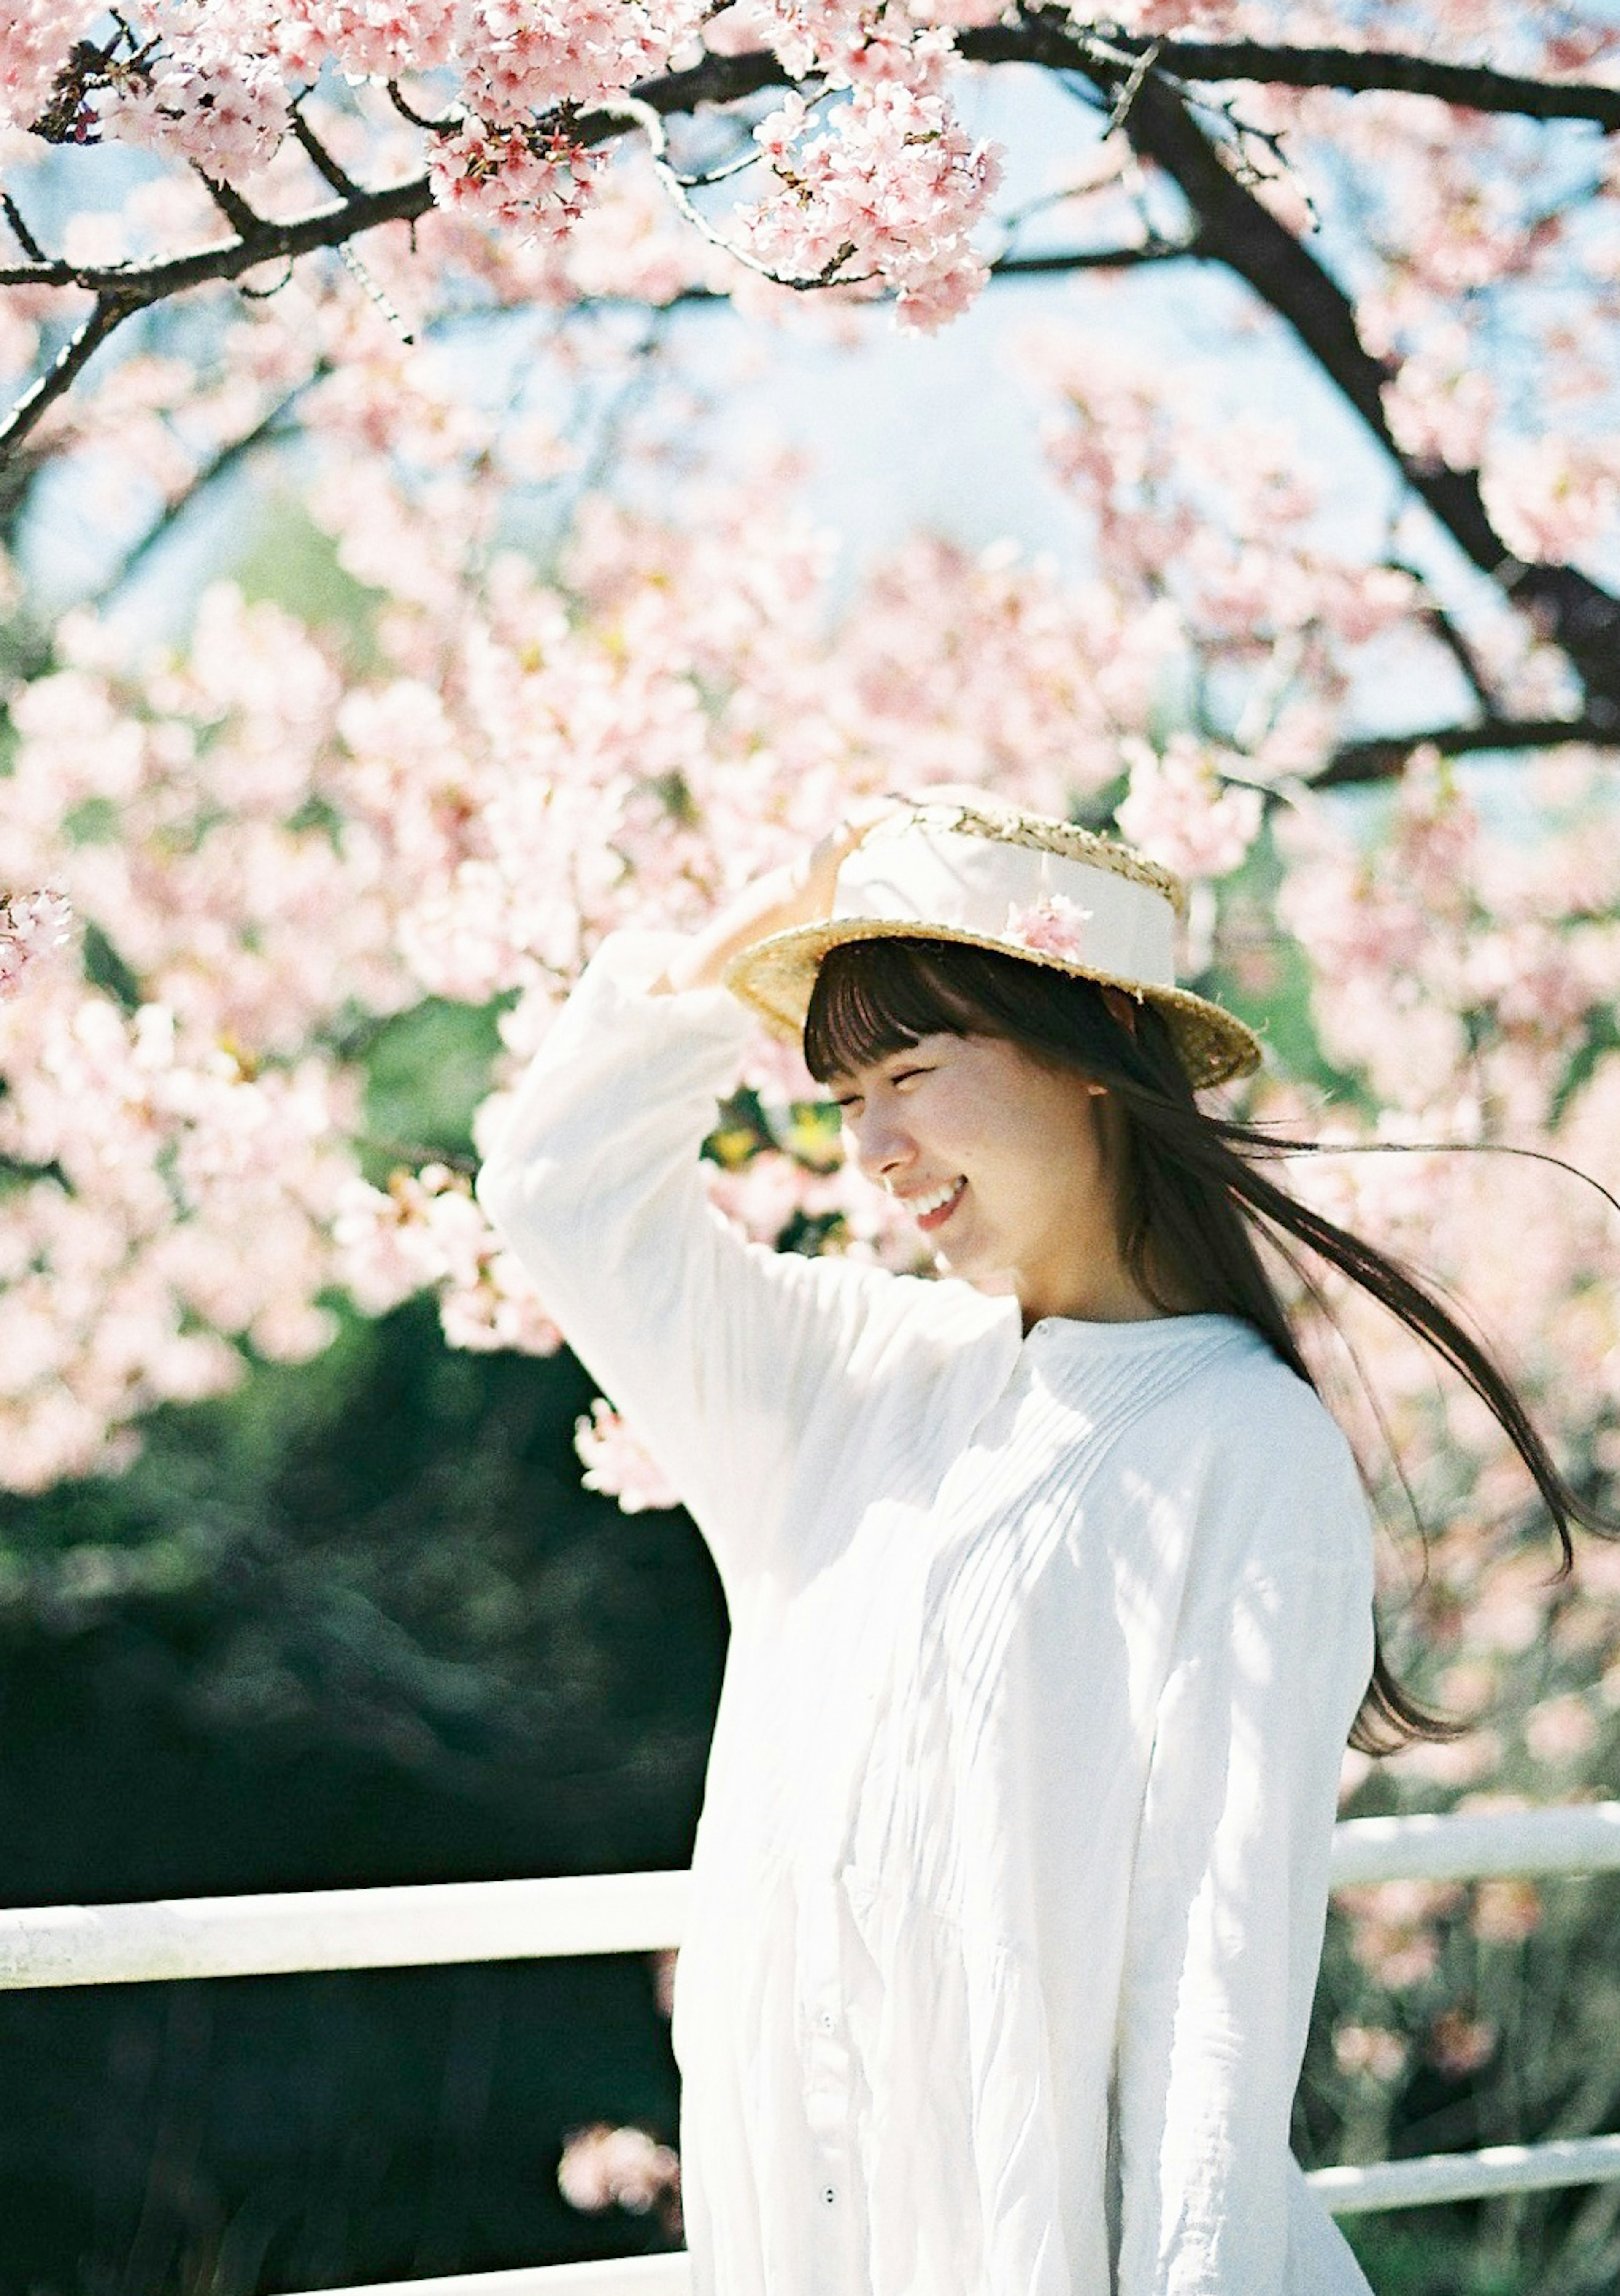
[478,931,1378,2296]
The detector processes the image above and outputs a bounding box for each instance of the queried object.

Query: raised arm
[475,814,903,1590]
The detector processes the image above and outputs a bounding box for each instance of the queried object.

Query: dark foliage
[0,1301,727,2293]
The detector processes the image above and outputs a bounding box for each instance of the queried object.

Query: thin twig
[194,167,262,238]
[336,241,415,342]
[104,370,327,598]
[238,257,294,301]
[1399,579,1502,717]
[1102,38,1161,138]
[0,296,132,462]
[289,105,365,202]
[598,93,871,291]
[386,78,462,134]
[996,158,1131,236]
[1,191,48,264]
[675,142,768,189]
[987,235,1205,277]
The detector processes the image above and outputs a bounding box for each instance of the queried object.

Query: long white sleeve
[475,931,941,1591]
[1113,1406,1375,2295]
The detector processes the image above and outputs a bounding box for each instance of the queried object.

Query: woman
[477,795,1596,2296]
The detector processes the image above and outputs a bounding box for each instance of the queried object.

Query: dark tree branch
[195,168,262,239]
[0,296,135,461]
[2,191,48,264]
[990,234,1206,277]
[641,234,1209,308]
[289,107,365,202]
[385,78,464,134]
[1315,716,1620,789]
[1397,570,1504,716]
[962,14,1620,130]
[1072,60,1620,722]
[105,367,329,599]
[0,172,434,299]
[1093,31,1620,130]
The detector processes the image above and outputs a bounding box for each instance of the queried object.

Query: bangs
[802,938,982,1083]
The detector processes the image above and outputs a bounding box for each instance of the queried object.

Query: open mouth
[913,1177,966,1233]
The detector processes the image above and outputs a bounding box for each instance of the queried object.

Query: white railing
[4,1803,1617,2296]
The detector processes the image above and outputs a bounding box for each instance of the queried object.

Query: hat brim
[723,917,1264,1091]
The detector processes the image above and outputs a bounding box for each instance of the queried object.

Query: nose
[846,1101,913,1186]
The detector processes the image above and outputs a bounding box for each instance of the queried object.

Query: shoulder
[772,1250,1015,1390]
[1126,1323,1372,1584]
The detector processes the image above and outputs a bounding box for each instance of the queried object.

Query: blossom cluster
[557,2119,680,2223]
[4,273,1615,1534]
[5,0,1004,308]
[739,81,1002,330]
[0,889,71,1002]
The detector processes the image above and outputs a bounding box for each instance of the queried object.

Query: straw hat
[722,795,1264,1090]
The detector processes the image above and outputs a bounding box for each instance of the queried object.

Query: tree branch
[0,296,134,462]
[103,368,329,599]
[1399,573,1503,716]
[1,190,48,264]
[0,172,435,299]
[1066,60,1620,722]
[194,168,263,239]
[989,234,1205,277]
[1089,31,1620,131]
[1315,716,1620,789]
[289,106,365,202]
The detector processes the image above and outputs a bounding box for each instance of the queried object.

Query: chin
[944,1252,1018,1300]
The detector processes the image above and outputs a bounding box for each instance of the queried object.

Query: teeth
[912,1178,963,1216]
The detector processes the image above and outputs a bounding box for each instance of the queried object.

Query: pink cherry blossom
[101,44,292,186]
[0,889,72,1000]
[574,1399,681,1512]
[0,2,95,132]
[1003,894,1093,965]
[557,2121,681,2215]
[427,121,600,240]
[1333,2024,1407,2082]
[738,81,1002,330]
[1115,734,1263,883]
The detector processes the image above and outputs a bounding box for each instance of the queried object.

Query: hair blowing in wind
[805,934,1618,1755]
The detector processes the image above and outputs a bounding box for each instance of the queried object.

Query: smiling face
[829,1031,1167,1329]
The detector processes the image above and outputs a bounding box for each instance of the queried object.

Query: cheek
[999,1081,1105,1190]
[919,1084,984,1160]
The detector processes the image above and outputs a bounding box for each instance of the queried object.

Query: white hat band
[833,825,1179,987]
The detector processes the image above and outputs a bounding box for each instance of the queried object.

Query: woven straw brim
[724,917,1264,1091]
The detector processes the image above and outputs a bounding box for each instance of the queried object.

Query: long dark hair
[803,935,1613,1754]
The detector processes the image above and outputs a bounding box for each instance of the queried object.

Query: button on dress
[478,932,1378,2296]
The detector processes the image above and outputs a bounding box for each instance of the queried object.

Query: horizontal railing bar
[282,2261,691,2296]
[1329,1801,1620,1886]
[273,2136,1620,2296]
[1308,2131,1620,2214]
[0,1871,691,1991]
[1,1805,1615,1992]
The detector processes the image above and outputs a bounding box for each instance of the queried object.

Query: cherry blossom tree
[3,19,1620,2269]
[0,0,1613,1663]
[4,4,1619,748]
